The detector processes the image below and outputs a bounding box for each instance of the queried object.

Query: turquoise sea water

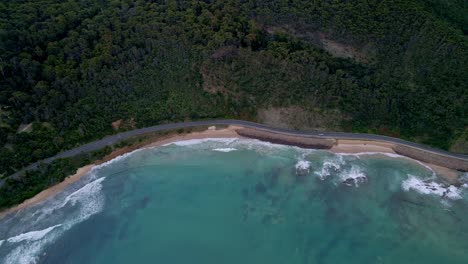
[1,138,468,264]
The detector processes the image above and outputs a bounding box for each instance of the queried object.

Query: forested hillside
[0,0,467,177]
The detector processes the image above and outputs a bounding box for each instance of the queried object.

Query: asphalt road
[7,119,468,180]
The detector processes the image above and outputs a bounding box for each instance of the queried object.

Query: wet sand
[330,139,460,183]
[0,165,95,218]
[0,126,243,218]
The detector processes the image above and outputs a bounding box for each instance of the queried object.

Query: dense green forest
[0,0,467,179]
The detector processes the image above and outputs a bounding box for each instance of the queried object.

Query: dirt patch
[450,129,468,154]
[200,57,241,98]
[112,119,122,130]
[257,106,344,132]
[112,118,136,131]
[265,25,372,63]
[318,32,370,63]
[210,45,238,60]
[17,123,33,133]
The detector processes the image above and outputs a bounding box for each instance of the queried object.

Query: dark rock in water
[267,168,281,186]
[296,169,308,177]
[295,161,311,176]
[342,176,368,186]
[136,196,151,209]
[459,173,468,185]
[255,182,267,194]
[342,178,355,186]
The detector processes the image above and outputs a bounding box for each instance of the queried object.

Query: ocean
[1,138,467,264]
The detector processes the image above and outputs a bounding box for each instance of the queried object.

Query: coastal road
[7,119,468,180]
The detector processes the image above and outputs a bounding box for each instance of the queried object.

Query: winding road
[7,119,468,180]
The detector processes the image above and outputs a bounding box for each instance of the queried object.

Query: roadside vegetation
[0,0,466,180]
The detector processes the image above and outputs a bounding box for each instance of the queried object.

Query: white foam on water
[295,160,311,171]
[26,148,134,222]
[212,148,237,152]
[92,148,144,173]
[29,175,106,225]
[3,223,63,264]
[0,239,4,247]
[295,160,311,175]
[337,152,403,159]
[4,240,46,264]
[3,176,107,264]
[402,175,462,200]
[239,138,289,149]
[6,224,62,244]
[336,151,436,176]
[314,156,344,180]
[445,186,463,200]
[62,177,105,208]
[460,173,468,184]
[340,166,367,187]
[163,138,238,146]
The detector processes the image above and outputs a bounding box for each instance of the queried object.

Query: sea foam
[3,176,107,264]
[295,160,311,171]
[163,138,238,146]
[295,160,311,175]
[336,151,436,176]
[340,166,368,187]
[6,224,62,244]
[402,175,462,200]
[314,156,344,180]
[4,240,47,264]
[213,148,237,152]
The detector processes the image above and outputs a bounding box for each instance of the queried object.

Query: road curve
[8,119,468,179]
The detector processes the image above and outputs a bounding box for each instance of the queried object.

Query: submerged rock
[342,175,368,187]
[295,160,311,176]
[255,182,267,194]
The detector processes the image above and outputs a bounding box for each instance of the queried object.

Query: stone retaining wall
[237,128,468,172]
[236,128,335,149]
[393,145,468,171]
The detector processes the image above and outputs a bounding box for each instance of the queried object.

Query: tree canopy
[0,0,467,178]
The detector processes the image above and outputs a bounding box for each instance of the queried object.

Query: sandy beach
[0,126,243,218]
[329,139,460,183]
[330,139,396,153]
[0,164,95,218]
[0,125,462,218]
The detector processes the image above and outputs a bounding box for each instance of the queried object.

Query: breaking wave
[340,166,368,187]
[336,151,436,176]
[213,148,237,152]
[6,224,62,244]
[1,176,106,264]
[295,160,311,171]
[1,137,465,263]
[163,138,238,146]
[402,175,463,200]
[314,155,344,180]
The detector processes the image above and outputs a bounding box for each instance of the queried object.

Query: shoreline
[0,165,95,219]
[0,126,462,218]
[329,139,460,183]
[0,126,243,218]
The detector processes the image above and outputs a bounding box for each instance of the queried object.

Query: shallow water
[1,138,467,264]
